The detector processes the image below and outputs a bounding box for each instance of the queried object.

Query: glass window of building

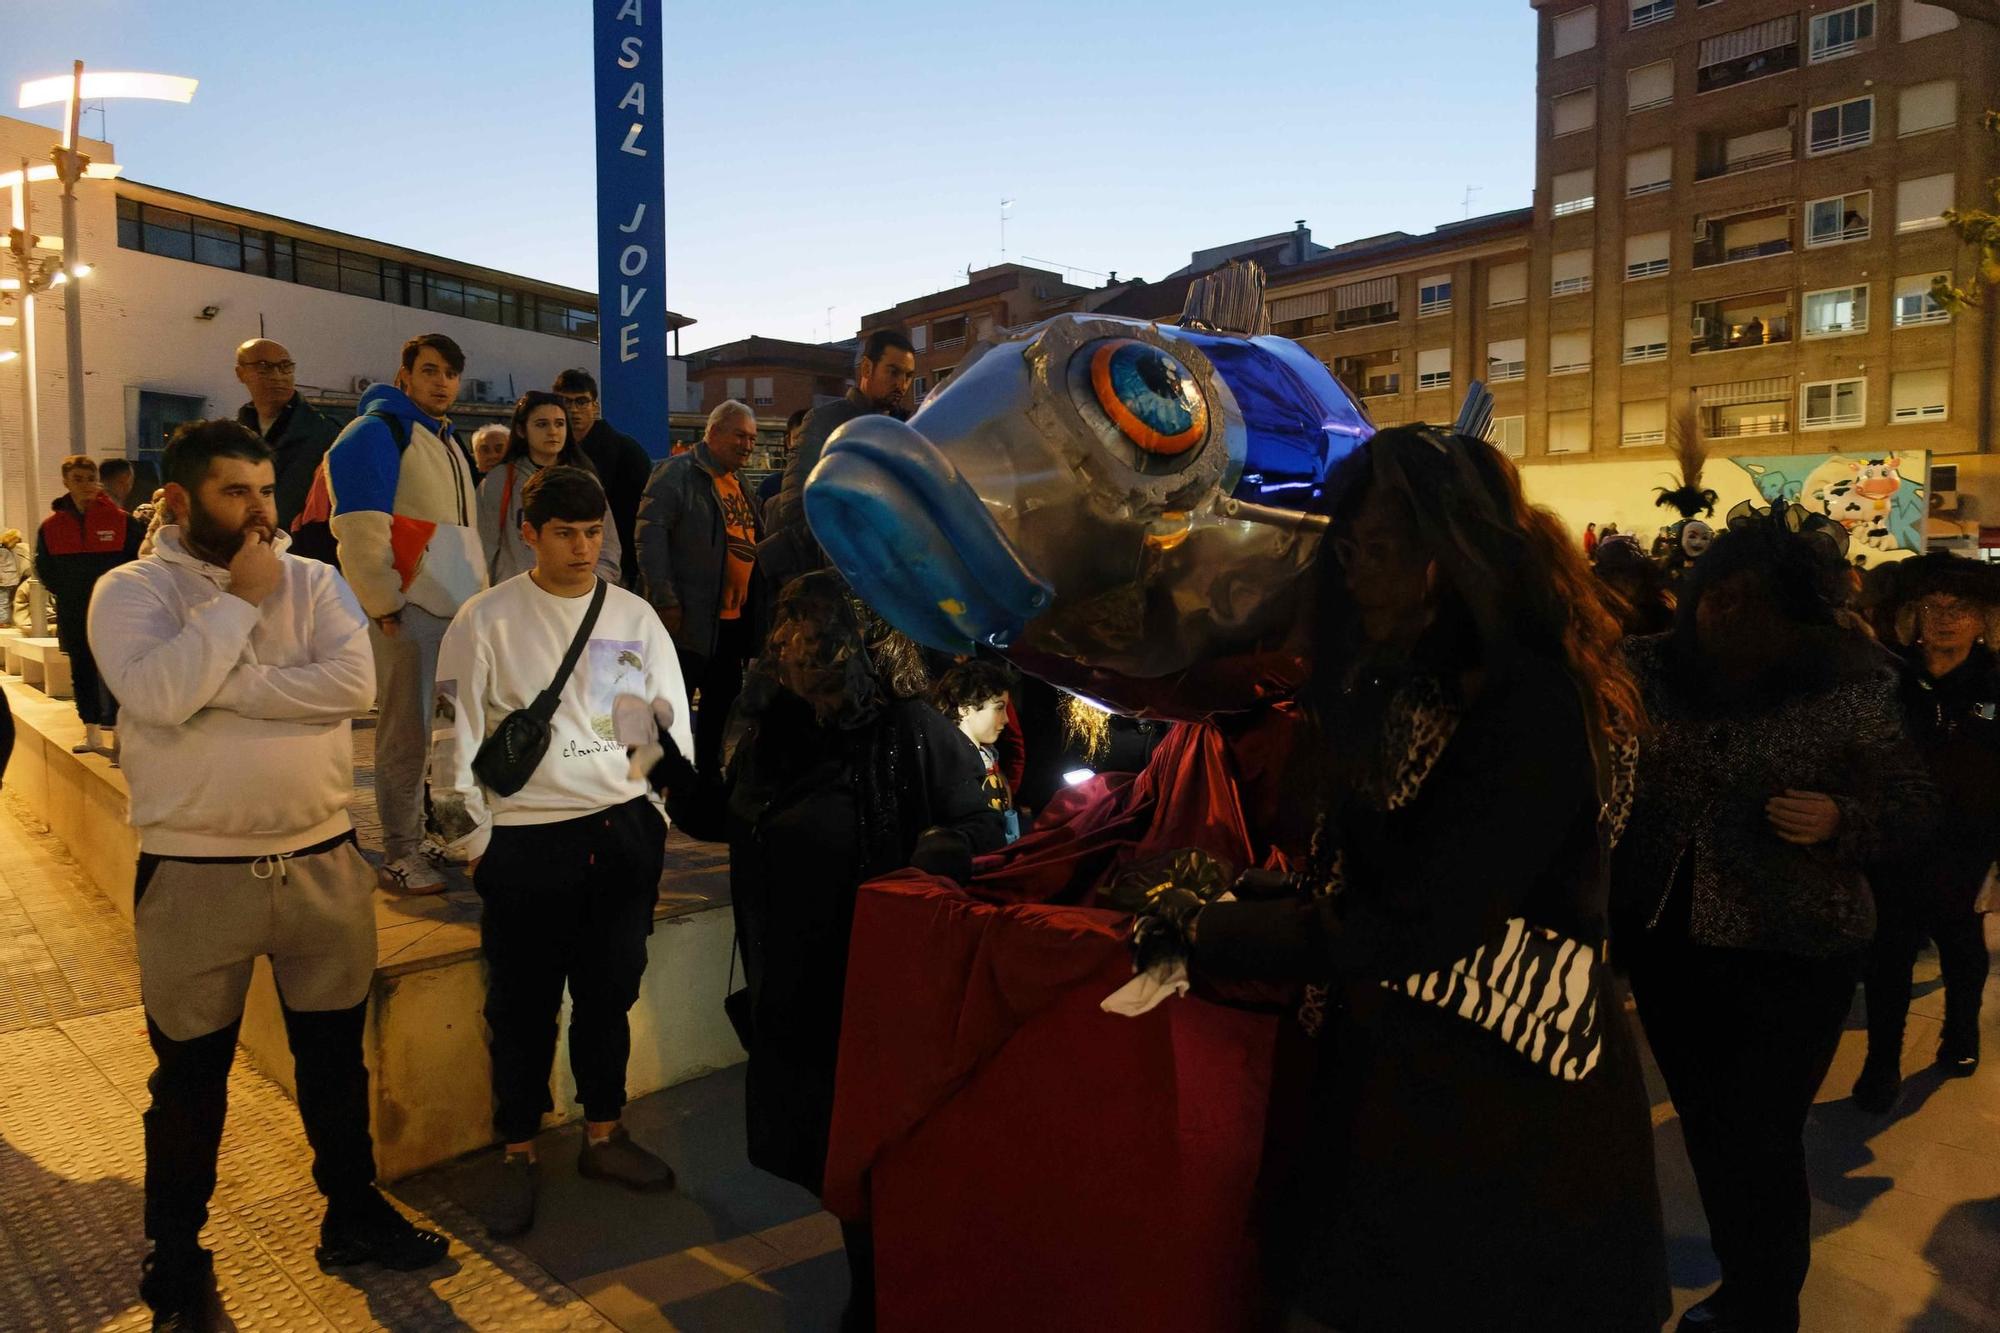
[1893,273,1951,326]
[1803,285,1869,337]
[1802,378,1867,430]
[1622,399,1668,447]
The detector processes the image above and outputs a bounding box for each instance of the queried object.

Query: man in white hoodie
[90,420,447,1329]
[432,465,690,1238]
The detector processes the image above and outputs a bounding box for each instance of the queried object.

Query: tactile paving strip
[0,792,140,1033]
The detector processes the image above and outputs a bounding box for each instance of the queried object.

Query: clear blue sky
[6,0,1538,354]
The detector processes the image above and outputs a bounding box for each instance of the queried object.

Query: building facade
[1523,0,1998,539]
[685,335,856,421]
[0,113,692,535]
[858,263,1105,407]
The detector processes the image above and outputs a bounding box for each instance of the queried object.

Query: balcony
[1488,359,1527,383]
[1697,17,1801,95]
[1695,112,1794,182]
[1622,427,1668,446]
[1623,342,1669,365]
[1552,274,1594,297]
[1552,196,1595,219]
[1691,292,1792,355]
[1693,206,1793,269]
[1705,409,1791,438]
[1630,0,1675,30]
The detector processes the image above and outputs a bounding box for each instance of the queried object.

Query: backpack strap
[497,463,518,550]
[364,409,412,453]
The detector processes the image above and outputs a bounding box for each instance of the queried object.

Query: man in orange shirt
[633,400,763,783]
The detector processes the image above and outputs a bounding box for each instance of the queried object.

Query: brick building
[857,263,1105,407]
[685,335,855,421]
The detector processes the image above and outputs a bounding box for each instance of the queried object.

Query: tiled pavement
[2,747,1999,1328]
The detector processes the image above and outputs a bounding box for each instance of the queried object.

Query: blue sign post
[592,0,670,456]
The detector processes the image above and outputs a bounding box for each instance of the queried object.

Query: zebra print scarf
[1301,678,1635,1083]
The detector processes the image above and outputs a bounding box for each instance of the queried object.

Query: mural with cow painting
[1725,450,1929,569]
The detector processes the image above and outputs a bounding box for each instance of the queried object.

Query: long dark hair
[503,390,596,471]
[1312,426,1644,760]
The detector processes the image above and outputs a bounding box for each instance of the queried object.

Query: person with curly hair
[1612,502,1937,1333]
[1146,425,1669,1332]
[933,659,1023,843]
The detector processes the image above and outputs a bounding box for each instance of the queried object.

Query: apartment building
[685,335,855,420]
[1523,0,1998,526]
[857,263,1106,406]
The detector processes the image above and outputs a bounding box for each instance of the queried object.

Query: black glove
[1110,849,1235,973]
[1231,867,1307,901]
[910,826,975,884]
[639,731,699,796]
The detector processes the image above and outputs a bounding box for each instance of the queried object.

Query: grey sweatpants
[370,604,449,861]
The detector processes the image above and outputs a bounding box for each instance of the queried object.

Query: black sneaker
[577,1124,677,1193]
[140,1246,215,1331]
[316,1190,450,1272]
[484,1151,539,1239]
[1852,1057,1902,1114]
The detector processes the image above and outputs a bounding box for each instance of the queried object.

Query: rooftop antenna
[1000,197,1015,261]
[1020,255,1110,282]
[1461,185,1482,219]
[825,306,834,343]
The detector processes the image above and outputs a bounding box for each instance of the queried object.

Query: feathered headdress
[1653,407,1717,519]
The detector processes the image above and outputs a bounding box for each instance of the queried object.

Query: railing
[1488,361,1527,382]
[1891,403,1947,422]
[1698,146,1791,180]
[1809,127,1871,155]
[1630,93,1673,113]
[1811,33,1864,62]
[1806,407,1866,429]
[1807,220,1870,247]
[1707,416,1791,438]
[1628,179,1672,198]
[1806,318,1867,337]
[1550,359,1593,376]
[1363,380,1401,398]
[1624,343,1669,363]
[1627,258,1670,280]
[1552,275,1594,297]
[1622,429,1668,446]
[1697,238,1792,268]
[1418,298,1452,318]
[1417,371,1452,391]
[933,335,966,351]
[1630,0,1675,29]
[1895,306,1949,328]
[1553,196,1596,218]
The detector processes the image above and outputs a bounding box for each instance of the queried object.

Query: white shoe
[378,854,447,895]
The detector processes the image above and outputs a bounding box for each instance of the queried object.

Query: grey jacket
[475,457,622,587]
[634,445,762,659]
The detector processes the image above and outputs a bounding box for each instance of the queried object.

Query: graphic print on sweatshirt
[587,639,647,741]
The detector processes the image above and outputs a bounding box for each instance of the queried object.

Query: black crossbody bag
[472,579,607,797]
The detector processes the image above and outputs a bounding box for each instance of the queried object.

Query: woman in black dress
[1613,503,1935,1333]
[649,570,1004,1330]
[1152,426,1669,1332]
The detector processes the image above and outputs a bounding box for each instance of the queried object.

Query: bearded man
[89,419,446,1331]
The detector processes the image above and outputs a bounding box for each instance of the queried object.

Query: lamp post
[15,64,194,469]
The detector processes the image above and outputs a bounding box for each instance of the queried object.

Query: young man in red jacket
[36,454,141,754]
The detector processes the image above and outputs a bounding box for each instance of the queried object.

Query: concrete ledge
[3,679,746,1179]
[3,633,72,698]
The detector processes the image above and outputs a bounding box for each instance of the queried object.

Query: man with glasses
[553,369,652,588]
[234,340,342,534]
[635,399,764,784]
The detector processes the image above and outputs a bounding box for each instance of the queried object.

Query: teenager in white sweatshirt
[88,420,446,1327]
[431,465,690,1238]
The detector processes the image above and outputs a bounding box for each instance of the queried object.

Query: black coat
[238,393,340,532]
[1194,658,1669,1332]
[1883,646,2000,916]
[578,419,654,588]
[757,389,903,591]
[714,692,1004,1195]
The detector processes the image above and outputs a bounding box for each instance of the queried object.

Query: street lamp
[14,62,194,466]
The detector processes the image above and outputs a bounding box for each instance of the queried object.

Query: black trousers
[475,797,667,1144]
[56,618,117,728]
[1629,936,1861,1331]
[679,616,752,784]
[1865,904,1989,1060]
[142,1001,376,1250]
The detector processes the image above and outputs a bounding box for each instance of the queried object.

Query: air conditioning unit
[467,378,495,402]
[350,375,374,393]
[1690,316,1708,338]
[1691,216,1712,240]
[1930,489,1961,515]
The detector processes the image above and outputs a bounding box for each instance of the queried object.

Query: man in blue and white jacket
[325,333,485,893]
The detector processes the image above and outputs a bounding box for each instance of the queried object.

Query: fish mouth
[804,415,1053,653]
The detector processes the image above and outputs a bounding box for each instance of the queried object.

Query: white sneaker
[378,854,447,895]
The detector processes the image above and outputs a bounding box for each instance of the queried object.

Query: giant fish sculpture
[803,263,1373,720]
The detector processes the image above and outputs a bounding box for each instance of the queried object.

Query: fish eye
[1087,339,1206,459]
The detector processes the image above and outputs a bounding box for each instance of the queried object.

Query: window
[1548,409,1591,454]
[1627,146,1672,196]
[1628,60,1673,113]
[1701,378,1794,437]
[725,376,748,400]
[1692,289,1792,352]
[1696,113,1795,180]
[1806,191,1871,247]
[1553,7,1597,57]
[1630,0,1674,29]
[1550,330,1593,376]
[1418,275,1453,317]
[1623,314,1669,363]
[1270,292,1330,337]
[934,367,955,390]
[1901,0,1958,40]
[1552,249,1593,297]
[1626,231,1670,279]
[933,315,968,348]
[1899,80,1956,137]
[1553,89,1596,137]
[1894,273,1950,326]
[1334,276,1399,329]
[1622,399,1669,447]
[1697,16,1800,93]
[752,376,776,406]
[1807,95,1873,155]
[190,218,241,270]
[1487,416,1526,458]
[1891,368,1948,422]
[1802,378,1866,430]
[294,240,340,291]
[1698,206,1794,266]
[1803,285,1869,337]
[1552,169,1595,217]
[1810,2,1875,61]
[1334,349,1401,398]
[1488,261,1528,307]
[1896,173,1955,232]
[138,204,195,261]
[1417,348,1452,392]
[1487,339,1527,383]
[909,325,928,352]
[464,281,500,323]
[972,313,995,341]
[116,196,140,250]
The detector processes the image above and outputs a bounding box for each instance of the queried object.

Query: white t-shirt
[431,571,691,859]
